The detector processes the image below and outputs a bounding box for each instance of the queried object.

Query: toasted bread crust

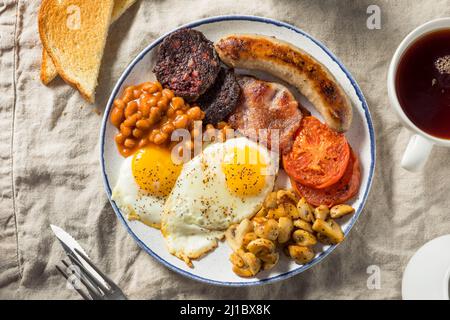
[40,49,58,85]
[39,0,115,102]
[111,0,137,20]
[214,34,353,132]
[40,0,137,86]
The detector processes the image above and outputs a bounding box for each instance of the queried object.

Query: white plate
[100,15,376,286]
[402,235,450,300]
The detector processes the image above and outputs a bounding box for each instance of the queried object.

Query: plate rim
[99,14,376,287]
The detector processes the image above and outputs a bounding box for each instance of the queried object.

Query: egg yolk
[222,146,268,197]
[132,146,182,197]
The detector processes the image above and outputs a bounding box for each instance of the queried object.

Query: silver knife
[50,224,108,287]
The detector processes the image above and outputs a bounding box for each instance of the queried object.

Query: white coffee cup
[388,18,450,172]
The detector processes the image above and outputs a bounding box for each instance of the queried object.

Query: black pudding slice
[153,28,220,102]
[197,67,241,125]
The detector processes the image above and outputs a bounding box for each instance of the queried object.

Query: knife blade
[50,224,108,287]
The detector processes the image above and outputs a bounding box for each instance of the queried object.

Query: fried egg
[112,145,182,228]
[162,137,278,265]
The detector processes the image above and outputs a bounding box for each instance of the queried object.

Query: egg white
[162,137,279,265]
[111,156,165,228]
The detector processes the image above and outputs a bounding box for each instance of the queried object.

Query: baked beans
[110,80,205,157]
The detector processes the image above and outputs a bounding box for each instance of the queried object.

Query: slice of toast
[39,0,115,102]
[40,0,137,86]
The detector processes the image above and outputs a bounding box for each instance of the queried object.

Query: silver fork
[56,248,127,300]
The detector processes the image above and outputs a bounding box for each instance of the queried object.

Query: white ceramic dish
[100,15,375,286]
[402,235,450,300]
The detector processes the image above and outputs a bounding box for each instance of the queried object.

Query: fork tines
[55,262,91,300]
[55,249,127,300]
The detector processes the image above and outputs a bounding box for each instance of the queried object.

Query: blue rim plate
[100,15,376,286]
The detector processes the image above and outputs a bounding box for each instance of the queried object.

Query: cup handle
[401,134,434,172]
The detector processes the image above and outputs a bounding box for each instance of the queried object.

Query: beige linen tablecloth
[1,0,450,300]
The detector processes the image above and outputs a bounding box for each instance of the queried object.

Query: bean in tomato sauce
[110,81,205,157]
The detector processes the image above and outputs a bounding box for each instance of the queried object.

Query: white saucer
[402,235,450,300]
